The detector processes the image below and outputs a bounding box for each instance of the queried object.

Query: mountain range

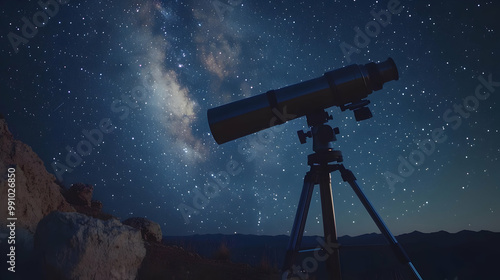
[164,230,500,279]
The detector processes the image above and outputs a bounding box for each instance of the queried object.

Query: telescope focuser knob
[297,130,312,144]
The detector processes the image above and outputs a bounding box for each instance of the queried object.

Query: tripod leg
[283,171,316,278]
[338,165,423,280]
[319,169,342,280]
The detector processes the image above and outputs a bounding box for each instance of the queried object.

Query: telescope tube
[208,58,398,144]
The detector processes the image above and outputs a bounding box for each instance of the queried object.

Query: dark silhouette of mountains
[164,230,500,279]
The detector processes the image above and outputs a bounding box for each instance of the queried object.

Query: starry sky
[1,0,499,237]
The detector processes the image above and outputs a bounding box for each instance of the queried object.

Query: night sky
[1,0,499,237]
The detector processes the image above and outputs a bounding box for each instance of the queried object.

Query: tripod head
[297,109,343,164]
[297,86,375,153]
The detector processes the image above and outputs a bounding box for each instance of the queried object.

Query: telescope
[206,58,424,279]
[208,58,398,144]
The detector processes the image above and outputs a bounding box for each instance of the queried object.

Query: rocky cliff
[0,118,147,279]
[0,118,74,233]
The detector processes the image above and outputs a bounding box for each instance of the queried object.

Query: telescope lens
[377,57,399,84]
[365,58,399,91]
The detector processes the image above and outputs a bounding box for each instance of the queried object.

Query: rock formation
[0,118,74,233]
[62,182,114,220]
[35,211,146,280]
[63,183,94,206]
[123,217,163,243]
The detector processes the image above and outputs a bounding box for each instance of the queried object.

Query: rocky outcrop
[35,211,146,280]
[62,182,114,220]
[64,183,94,206]
[123,217,163,243]
[0,119,74,233]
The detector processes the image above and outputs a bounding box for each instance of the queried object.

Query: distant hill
[164,230,500,280]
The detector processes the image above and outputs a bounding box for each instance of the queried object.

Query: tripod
[282,110,422,280]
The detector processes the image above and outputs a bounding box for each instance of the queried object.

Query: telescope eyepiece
[365,57,399,91]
